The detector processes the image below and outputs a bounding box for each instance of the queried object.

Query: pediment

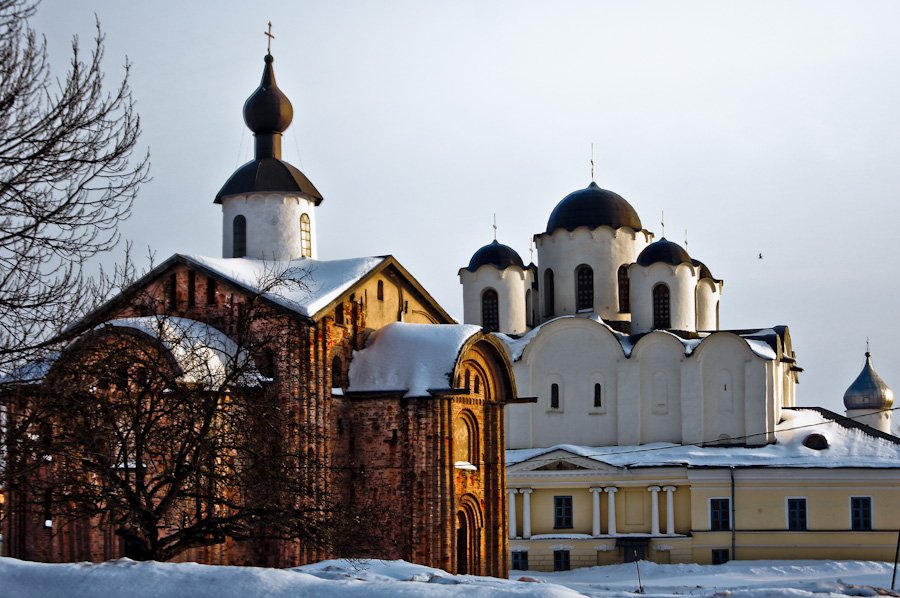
[507,448,622,474]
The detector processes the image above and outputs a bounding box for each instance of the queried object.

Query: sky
[29,1,900,415]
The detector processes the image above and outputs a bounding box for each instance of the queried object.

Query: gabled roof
[66,253,453,336]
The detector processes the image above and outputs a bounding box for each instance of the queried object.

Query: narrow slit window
[233,215,247,258]
[593,383,602,408]
[300,214,312,257]
[550,383,560,409]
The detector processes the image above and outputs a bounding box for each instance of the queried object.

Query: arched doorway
[456,495,483,575]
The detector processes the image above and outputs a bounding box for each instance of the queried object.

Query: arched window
[332,356,344,389]
[652,283,670,329]
[618,266,630,312]
[300,214,312,257]
[543,269,555,317]
[576,265,593,311]
[233,215,247,258]
[481,289,499,331]
[453,410,479,465]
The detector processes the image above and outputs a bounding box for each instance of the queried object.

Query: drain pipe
[730,466,736,561]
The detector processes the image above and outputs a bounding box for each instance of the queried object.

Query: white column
[604,487,618,535]
[589,487,603,536]
[663,486,676,535]
[508,488,519,539]
[648,486,661,536]
[521,488,534,539]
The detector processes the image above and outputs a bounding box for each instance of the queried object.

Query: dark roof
[244,54,293,134]
[464,240,525,272]
[545,181,642,234]
[636,237,692,267]
[215,158,323,204]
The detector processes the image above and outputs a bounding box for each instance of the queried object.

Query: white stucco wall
[504,325,787,449]
[506,318,625,448]
[695,278,722,331]
[629,262,699,334]
[534,227,651,323]
[221,193,318,260]
[459,266,531,334]
[847,408,893,434]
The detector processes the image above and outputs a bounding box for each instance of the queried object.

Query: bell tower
[215,51,323,260]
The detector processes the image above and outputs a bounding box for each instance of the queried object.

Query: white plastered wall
[847,409,892,434]
[221,193,318,260]
[534,227,651,322]
[629,262,699,334]
[630,334,685,444]
[695,278,722,331]
[459,265,531,334]
[505,318,625,448]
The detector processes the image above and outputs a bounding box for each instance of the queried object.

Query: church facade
[2,53,516,576]
[459,180,899,569]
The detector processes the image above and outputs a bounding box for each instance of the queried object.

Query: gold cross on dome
[264,22,275,54]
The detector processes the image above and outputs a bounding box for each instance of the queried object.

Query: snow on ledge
[348,322,482,398]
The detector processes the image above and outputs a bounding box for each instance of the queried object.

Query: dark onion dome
[216,54,323,204]
[244,54,293,134]
[464,240,525,272]
[215,158,322,203]
[545,181,642,234]
[843,352,894,411]
[636,237,692,267]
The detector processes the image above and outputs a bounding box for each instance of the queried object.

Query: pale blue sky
[32,1,900,414]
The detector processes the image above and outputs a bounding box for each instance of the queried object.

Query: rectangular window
[335,301,344,325]
[166,273,177,310]
[851,497,872,530]
[206,278,217,305]
[553,550,570,571]
[787,498,807,531]
[554,496,573,529]
[710,498,730,531]
[711,549,729,565]
[593,383,602,408]
[550,383,560,409]
[511,551,528,570]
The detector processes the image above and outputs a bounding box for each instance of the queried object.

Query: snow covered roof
[507,409,900,470]
[184,254,385,318]
[93,316,259,389]
[495,316,783,363]
[347,322,482,398]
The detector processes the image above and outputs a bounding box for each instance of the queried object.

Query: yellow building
[506,406,900,570]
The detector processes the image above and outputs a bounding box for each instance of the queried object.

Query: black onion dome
[843,352,894,410]
[636,237,692,267]
[545,181,642,234]
[243,55,293,134]
[465,240,525,272]
[215,158,323,203]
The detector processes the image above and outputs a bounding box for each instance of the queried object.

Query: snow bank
[348,322,482,397]
[1,557,896,598]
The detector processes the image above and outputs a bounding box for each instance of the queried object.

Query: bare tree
[2,264,387,564]
[0,0,149,372]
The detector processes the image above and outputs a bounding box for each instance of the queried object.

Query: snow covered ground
[2,557,899,598]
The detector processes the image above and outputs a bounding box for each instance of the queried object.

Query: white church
[458,180,900,569]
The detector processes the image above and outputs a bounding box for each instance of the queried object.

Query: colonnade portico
[508,485,677,539]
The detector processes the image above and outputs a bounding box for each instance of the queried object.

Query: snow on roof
[99,316,259,388]
[184,254,386,318]
[507,409,900,469]
[348,322,482,398]
[495,316,779,362]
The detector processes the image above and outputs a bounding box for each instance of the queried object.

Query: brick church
[2,52,517,576]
